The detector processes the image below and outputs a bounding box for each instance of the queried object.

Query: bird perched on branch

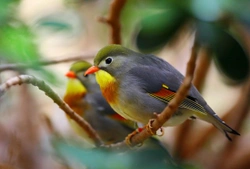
[84,44,240,141]
[64,61,180,167]
[64,61,134,144]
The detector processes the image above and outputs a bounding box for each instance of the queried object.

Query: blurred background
[0,0,249,169]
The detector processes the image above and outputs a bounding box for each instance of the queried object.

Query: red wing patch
[152,87,175,101]
[149,85,175,102]
[149,84,206,114]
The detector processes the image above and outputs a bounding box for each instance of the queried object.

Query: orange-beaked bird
[64,61,179,167]
[64,61,134,144]
[85,44,240,141]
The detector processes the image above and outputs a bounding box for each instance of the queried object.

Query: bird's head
[65,61,98,92]
[84,45,139,87]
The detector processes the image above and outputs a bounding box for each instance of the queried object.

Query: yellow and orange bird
[85,45,239,141]
[64,61,179,167]
[64,61,135,144]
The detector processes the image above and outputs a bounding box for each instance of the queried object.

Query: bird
[64,61,181,167]
[84,44,240,141]
[64,61,135,144]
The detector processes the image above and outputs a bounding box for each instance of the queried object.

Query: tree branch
[0,75,103,147]
[0,53,95,72]
[98,0,127,44]
[174,47,211,158]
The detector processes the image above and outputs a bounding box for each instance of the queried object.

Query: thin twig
[0,53,95,72]
[174,47,212,158]
[0,75,103,146]
[98,0,127,44]
[107,40,199,150]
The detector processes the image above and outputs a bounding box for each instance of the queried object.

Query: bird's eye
[105,57,113,65]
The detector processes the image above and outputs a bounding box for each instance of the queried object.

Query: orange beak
[84,66,99,76]
[65,71,76,78]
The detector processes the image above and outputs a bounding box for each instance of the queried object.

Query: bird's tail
[202,105,240,141]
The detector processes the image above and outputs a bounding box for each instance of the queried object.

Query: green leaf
[0,24,40,64]
[0,0,20,26]
[196,22,250,83]
[38,20,72,31]
[221,0,250,24]
[35,11,82,33]
[0,23,59,84]
[190,0,222,21]
[53,138,182,169]
[135,8,187,52]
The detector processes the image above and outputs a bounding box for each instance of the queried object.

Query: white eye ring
[105,57,113,65]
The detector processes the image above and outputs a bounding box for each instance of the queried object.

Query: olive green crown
[70,61,92,73]
[94,44,132,65]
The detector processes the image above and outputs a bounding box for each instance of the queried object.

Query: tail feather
[213,119,240,141]
[202,105,240,141]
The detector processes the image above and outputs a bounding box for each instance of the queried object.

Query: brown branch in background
[98,0,127,44]
[221,83,249,142]
[15,85,39,168]
[173,120,193,158]
[230,149,250,169]
[108,40,199,150]
[0,75,103,147]
[178,22,250,160]
[174,47,212,158]
[192,47,212,91]
[0,163,17,169]
[190,21,250,169]
[0,53,95,72]
[213,80,250,169]
[181,80,250,160]
[233,22,250,56]
[179,114,230,159]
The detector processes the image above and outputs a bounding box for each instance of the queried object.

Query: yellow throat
[65,78,87,97]
[95,70,116,89]
[95,70,117,103]
[64,78,87,116]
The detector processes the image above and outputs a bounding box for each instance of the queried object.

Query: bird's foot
[146,113,164,136]
[125,129,143,147]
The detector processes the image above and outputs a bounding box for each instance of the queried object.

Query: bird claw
[125,129,143,147]
[145,113,164,136]
[146,119,156,135]
[157,127,164,136]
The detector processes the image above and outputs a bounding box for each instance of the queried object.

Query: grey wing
[127,65,207,114]
[130,57,240,139]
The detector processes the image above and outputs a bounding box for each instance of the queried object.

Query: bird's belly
[111,89,194,126]
[112,101,193,127]
[109,103,136,121]
[163,109,193,126]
